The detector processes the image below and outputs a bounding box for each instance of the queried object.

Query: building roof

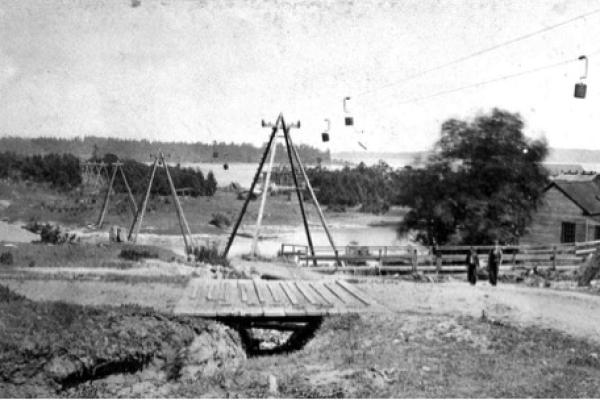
[551,172,597,182]
[549,175,600,215]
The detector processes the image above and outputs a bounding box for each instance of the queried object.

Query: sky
[1,0,600,153]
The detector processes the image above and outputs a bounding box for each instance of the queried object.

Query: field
[0,179,390,236]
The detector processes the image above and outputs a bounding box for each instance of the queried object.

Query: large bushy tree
[399,108,549,245]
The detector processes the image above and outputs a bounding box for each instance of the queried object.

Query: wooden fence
[280,240,600,273]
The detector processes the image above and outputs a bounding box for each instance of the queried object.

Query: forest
[0,151,217,196]
[306,162,402,214]
[0,136,330,165]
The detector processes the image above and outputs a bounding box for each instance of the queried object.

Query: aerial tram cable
[357,49,600,115]
[354,6,600,98]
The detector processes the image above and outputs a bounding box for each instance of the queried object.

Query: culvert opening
[227,317,324,357]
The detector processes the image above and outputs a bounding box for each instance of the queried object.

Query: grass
[0,242,182,270]
[173,312,600,398]
[0,179,395,236]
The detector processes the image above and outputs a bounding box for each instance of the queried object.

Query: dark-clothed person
[488,241,503,286]
[466,247,479,285]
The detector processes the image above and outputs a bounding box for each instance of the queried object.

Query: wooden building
[521,173,600,244]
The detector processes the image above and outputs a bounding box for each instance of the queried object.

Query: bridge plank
[238,280,248,304]
[266,281,284,304]
[336,280,371,306]
[295,282,320,306]
[253,279,268,305]
[242,280,260,306]
[308,282,336,307]
[206,281,216,301]
[286,281,312,308]
[324,281,363,308]
[279,281,299,306]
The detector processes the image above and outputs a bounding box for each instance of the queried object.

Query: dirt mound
[0,285,245,397]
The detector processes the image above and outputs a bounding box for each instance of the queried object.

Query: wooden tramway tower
[92,160,138,229]
[222,113,342,266]
[126,152,195,255]
[81,161,110,190]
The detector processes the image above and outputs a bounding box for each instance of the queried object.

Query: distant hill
[545,148,600,164]
[0,136,330,164]
[332,148,600,168]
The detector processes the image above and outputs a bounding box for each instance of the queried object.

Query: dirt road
[360,280,600,345]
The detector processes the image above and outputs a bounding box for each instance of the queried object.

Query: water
[212,223,405,257]
[134,221,405,258]
[183,157,416,188]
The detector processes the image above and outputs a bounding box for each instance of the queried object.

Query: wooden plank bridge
[174,278,382,318]
[175,278,383,353]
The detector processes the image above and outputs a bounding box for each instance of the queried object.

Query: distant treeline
[307,162,403,214]
[0,151,217,196]
[0,136,331,164]
[0,152,82,190]
[97,154,217,197]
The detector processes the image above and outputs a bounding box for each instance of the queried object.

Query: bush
[24,221,77,244]
[192,244,229,266]
[208,213,231,229]
[0,252,14,265]
[0,284,25,302]
[119,246,160,261]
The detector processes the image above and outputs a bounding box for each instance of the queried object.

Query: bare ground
[358,280,600,345]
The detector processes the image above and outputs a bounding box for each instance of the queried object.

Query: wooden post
[511,249,517,270]
[411,247,417,273]
[96,164,118,228]
[252,135,278,256]
[281,119,316,266]
[288,133,341,267]
[161,153,194,254]
[128,157,159,242]
[378,249,382,275]
[222,116,281,258]
[118,164,138,215]
[552,245,557,271]
[435,251,442,275]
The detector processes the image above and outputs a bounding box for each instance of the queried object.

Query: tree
[398,108,549,245]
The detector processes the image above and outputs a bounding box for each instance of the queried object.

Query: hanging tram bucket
[322,132,330,142]
[574,55,588,99]
[223,163,229,170]
[343,97,354,126]
[574,82,587,99]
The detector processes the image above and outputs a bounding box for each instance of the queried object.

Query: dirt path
[360,280,600,345]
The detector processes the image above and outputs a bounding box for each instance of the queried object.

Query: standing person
[487,240,503,286]
[466,247,479,285]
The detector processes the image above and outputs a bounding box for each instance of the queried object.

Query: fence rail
[280,240,600,272]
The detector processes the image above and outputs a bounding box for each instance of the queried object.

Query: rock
[179,323,245,380]
[44,355,82,382]
[109,226,117,242]
[116,227,126,242]
[268,374,278,396]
